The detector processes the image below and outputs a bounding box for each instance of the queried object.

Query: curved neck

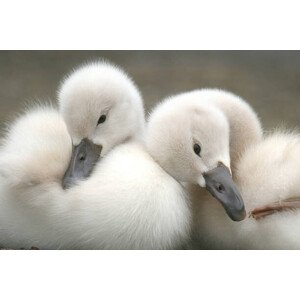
[211,94,263,176]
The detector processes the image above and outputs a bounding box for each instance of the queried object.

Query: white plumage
[0,87,246,249]
[189,90,300,249]
[0,64,195,249]
[0,124,191,249]
[58,61,145,152]
[2,64,297,250]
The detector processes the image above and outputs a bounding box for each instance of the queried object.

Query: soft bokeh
[0,51,299,133]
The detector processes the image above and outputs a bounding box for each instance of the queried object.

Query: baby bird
[0,88,245,249]
[0,61,145,190]
[58,61,145,188]
[189,90,300,249]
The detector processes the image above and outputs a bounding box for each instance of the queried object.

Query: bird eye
[193,143,201,156]
[97,115,106,125]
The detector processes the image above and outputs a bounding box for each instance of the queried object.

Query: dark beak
[203,165,246,222]
[62,138,102,189]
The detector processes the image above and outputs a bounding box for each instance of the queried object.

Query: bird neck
[214,99,263,177]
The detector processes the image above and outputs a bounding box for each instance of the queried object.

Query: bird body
[0,88,246,249]
[0,127,191,249]
[189,90,300,249]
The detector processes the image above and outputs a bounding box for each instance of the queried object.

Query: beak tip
[229,208,247,222]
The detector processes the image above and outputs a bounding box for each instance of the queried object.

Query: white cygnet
[0,89,246,249]
[189,90,300,249]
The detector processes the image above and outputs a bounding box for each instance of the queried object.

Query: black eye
[97,115,106,125]
[193,143,201,156]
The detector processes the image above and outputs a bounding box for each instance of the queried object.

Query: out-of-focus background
[0,51,299,133]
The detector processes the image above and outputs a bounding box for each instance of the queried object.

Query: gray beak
[62,138,102,189]
[203,165,246,222]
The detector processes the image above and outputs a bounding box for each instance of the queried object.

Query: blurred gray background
[0,51,299,133]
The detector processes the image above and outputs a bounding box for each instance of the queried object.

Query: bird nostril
[79,154,86,161]
[216,183,225,193]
